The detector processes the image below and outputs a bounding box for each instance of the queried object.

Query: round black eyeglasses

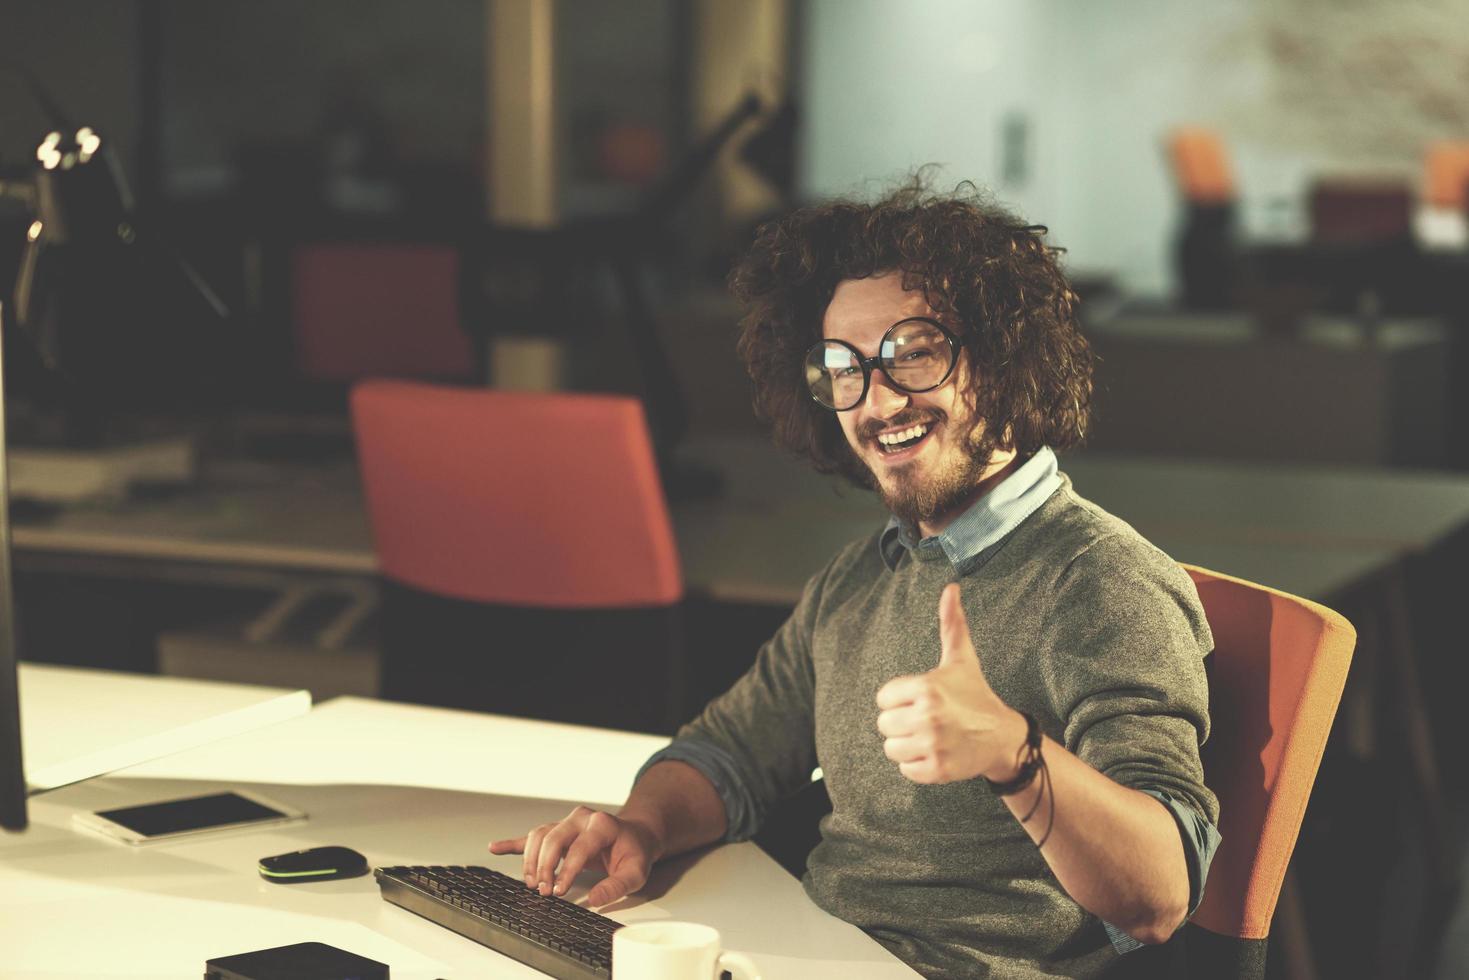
[803,317,960,412]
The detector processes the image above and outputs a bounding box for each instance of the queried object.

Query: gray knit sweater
[673,476,1217,978]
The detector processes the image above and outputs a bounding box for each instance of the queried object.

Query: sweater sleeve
[1040,533,1221,917]
[638,561,826,842]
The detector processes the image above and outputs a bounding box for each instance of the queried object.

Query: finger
[553,837,604,897]
[899,758,938,784]
[875,674,926,710]
[521,825,549,884]
[938,583,980,669]
[488,835,526,855]
[876,705,918,737]
[883,734,925,764]
[553,814,619,895]
[529,806,595,890]
[586,860,648,907]
[536,823,582,894]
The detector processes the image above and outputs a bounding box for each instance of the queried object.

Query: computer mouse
[258,845,370,883]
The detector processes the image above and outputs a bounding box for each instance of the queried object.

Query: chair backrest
[351,379,682,608]
[1424,140,1469,210]
[293,243,476,383]
[1167,128,1236,205]
[1182,564,1355,941]
[1308,180,1414,246]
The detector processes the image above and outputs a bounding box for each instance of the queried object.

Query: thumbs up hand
[875,583,1029,785]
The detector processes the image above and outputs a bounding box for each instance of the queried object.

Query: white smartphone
[72,790,306,845]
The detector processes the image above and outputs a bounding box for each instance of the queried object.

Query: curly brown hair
[731,180,1094,489]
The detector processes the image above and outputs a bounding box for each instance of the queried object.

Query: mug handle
[718,950,762,980]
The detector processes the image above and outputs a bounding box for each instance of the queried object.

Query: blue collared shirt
[877,445,1064,575]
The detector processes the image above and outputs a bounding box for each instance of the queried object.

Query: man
[491,184,1219,978]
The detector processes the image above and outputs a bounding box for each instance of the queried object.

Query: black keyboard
[376,865,618,979]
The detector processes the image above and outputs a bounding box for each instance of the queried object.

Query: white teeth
[877,423,930,446]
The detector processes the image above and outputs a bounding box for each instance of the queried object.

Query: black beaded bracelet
[984,711,1044,797]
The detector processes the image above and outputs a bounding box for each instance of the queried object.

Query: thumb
[937,583,981,670]
[585,855,646,907]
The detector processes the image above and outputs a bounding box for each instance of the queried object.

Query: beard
[859,410,992,530]
[877,442,989,529]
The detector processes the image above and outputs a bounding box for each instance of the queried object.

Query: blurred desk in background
[15,435,1459,714]
[673,436,1435,604]
[10,459,374,584]
[9,459,378,690]
[1084,312,1454,467]
[12,435,1469,607]
[1061,450,1469,556]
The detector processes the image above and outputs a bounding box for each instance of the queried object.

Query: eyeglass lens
[805,319,954,410]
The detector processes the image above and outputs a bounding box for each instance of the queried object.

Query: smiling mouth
[874,422,934,456]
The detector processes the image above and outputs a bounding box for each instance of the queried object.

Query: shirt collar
[878,446,1062,572]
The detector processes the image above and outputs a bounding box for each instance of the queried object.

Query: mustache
[857,410,944,442]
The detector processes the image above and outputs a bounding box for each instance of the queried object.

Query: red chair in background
[293,243,477,384]
[351,379,684,733]
[1167,127,1236,207]
[1165,127,1240,309]
[1424,141,1469,212]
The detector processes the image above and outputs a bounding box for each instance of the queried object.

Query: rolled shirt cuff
[1104,789,1222,955]
[635,736,765,842]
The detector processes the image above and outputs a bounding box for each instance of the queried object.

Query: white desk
[4,695,919,979]
[19,663,310,792]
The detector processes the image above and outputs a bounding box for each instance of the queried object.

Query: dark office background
[4,2,1469,978]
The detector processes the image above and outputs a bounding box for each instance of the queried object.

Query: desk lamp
[0,121,129,830]
[0,122,110,832]
[13,116,228,444]
[0,122,148,831]
[0,100,230,830]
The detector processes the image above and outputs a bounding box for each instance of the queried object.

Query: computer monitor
[0,300,27,831]
[0,628,23,832]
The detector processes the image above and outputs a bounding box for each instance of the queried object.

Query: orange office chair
[1424,140,1469,211]
[1140,565,1355,980]
[1167,128,1236,206]
[351,379,684,733]
[1165,127,1240,309]
[761,563,1356,978]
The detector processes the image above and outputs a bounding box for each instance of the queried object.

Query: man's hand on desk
[489,761,727,907]
[489,805,660,907]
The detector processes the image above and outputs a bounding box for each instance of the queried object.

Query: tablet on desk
[72,790,305,845]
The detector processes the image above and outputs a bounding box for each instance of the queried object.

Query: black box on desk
[205,941,388,980]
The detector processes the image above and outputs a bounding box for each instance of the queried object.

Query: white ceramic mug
[612,921,762,980]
